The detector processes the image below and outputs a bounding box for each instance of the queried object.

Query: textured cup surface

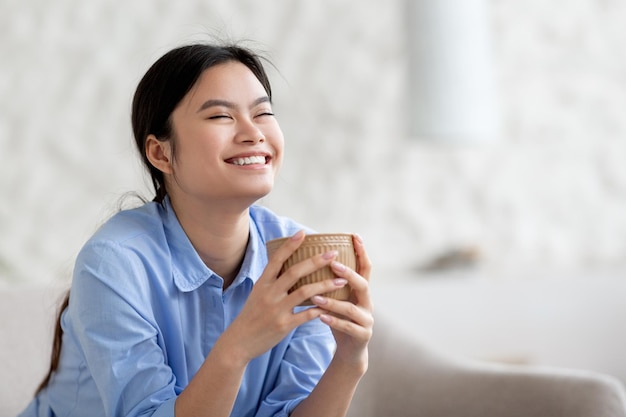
[266,233,356,306]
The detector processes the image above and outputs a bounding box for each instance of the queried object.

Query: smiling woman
[19,43,374,417]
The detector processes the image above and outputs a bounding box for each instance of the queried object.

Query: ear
[145,135,173,174]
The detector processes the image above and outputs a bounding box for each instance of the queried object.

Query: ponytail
[35,290,69,394]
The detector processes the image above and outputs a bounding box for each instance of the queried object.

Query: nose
[236,119,265,144]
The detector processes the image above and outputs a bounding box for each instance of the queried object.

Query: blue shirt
[20,197,335,417]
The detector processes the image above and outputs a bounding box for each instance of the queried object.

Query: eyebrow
[196,96,271,113]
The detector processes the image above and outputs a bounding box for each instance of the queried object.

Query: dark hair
[36,42,274,394]
[35,291,69,393]
[131,43,274,203]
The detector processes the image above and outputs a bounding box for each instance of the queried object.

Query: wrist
[211,331,251,371]
[331,348,369,378]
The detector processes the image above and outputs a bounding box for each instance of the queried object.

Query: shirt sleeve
[255,312,336,417]
[69,240,178,417]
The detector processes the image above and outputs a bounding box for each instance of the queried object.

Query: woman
[20,43,373,417]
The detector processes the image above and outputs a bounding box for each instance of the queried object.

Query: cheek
[271,125,285,155]
[170,140,219,179]
[273,136,285,171]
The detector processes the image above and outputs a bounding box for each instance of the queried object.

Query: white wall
[1,0,626,285]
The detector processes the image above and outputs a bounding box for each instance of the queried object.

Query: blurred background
[1,0,625,383]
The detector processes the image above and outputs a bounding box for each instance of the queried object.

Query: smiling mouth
[226,155,269,166]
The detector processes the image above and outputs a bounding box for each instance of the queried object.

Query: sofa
[2,285,625,417]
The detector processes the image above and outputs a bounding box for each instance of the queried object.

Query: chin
[239,185,274,205]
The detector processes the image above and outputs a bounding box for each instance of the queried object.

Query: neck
[168,194,252,288]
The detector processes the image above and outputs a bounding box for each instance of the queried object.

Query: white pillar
[408,0,499,143]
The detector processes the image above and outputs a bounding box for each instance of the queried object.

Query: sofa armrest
[348,316,626,417]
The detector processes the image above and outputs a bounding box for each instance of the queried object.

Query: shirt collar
[160,196,267,292]
[230,217,267,288]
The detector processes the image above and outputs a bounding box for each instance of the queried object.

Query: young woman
[19,43,373,417]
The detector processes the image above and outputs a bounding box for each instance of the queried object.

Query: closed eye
[207,114,232,120]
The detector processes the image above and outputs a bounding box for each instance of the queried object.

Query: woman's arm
[288,355,367,417]
[173,336,247,417]
[291,234,374,417]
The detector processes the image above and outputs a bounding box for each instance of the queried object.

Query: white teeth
[232,156,266,165]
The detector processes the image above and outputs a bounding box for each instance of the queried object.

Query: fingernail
[354,233,364,244]
[320,314,333,324]
[323,250,338,260]
[331,261,346,271]
[333,278,348,286]
[311,295,327,305]
[291,230,305,240]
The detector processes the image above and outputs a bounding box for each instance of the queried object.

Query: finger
[286,276,348,306]
[262,230,306,282]
[352,234,372,282]
[311,296,373,328]
[276,250,338,294]
[319,312,373,341]
[330,261,373,311]
[291,305,326,327]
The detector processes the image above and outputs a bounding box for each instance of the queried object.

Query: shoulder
[249,205,315,242]
[71,202,170,302]
[92,202,165,245]
[75,202,168,277]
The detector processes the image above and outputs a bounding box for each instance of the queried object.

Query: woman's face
[166,61,284,206]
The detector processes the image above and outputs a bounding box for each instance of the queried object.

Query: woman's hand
[310,234,373,371]
[221,230,348,364]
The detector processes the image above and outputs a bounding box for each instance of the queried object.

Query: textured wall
[1,0,625,285]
